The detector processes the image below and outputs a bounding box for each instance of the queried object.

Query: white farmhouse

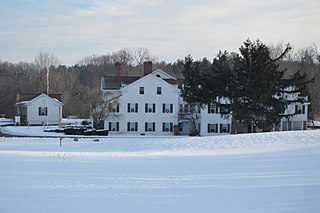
[16,93,63,125]
[101,62,310,135]
[275,87,309,131]
[101,62,232,135]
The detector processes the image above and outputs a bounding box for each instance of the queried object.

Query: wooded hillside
[1,45,319,120]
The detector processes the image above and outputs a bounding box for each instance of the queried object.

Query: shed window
[38,107,48,116]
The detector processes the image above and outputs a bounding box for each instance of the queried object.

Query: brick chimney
[143,61,153,76]
[115,62,121,77]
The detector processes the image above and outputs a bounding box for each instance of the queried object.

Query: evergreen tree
[182,39,297,134]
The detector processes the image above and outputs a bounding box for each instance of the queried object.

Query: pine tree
[236,39,291,132]
[182,39,300,134]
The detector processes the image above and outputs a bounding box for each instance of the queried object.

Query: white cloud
[1,0,320,64]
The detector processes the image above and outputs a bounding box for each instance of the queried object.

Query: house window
[127,122,138,132]
[179,104,198,113]
[157,87,162,95]
[127,103,138,113]
[208,123,218,133]
[162,123,173,132]
[139,87,144,94]
[208,103,219,114]
[38,107,48,116]
[220,124,230,133]
[295,105,305,114]
[145,122,155,132]
[109,122,119,132]
[145,103,156,113]
[179,122,183,131]
[162,104,173,113]
[109,103,119,113]
[220,107,230,114]
[180,104,190,113]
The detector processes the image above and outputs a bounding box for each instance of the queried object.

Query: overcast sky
[1,0,320,65]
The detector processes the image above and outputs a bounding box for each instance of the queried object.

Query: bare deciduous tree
[112,48,133,66]
[34,51,60,94]
[89,92,120,129]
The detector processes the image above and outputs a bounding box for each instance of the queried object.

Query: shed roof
[16,93,63,103]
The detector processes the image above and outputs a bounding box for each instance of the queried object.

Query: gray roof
[102,76,140,90]
[102,75,183,90]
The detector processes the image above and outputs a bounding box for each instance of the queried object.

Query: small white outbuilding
[16,93,63,125]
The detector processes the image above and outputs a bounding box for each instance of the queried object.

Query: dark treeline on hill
[0,48,184,119]
[1,43,320,120]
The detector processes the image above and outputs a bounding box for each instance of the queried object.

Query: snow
[1,127,320,213]
[0,118,13,126]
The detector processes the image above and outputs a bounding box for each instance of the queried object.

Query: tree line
[1,42,320,123]
[0,48,183,119]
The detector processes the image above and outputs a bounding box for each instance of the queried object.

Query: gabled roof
[152,69,176,80]
[16,93,63,105]
[102,69,181,90]
[16,93,63,103]
[119,73,180,92]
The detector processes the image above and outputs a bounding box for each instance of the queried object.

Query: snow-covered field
[1,127,320,213]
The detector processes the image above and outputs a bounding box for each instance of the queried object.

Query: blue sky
[1,0,320,65]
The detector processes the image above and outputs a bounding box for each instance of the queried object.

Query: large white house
[16,93,63,125]
[101,62,232,135]
[101,62,309,135]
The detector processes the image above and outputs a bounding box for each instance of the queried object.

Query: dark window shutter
[153,104,156,113]
[145,123,148,131]
[116,122,119,131]
[135,122,138,131]
[170,104,173,113]
[135,103,138,112]
[116,103,119,112]
[127,122,130,131]
[162,104,165,113]
[170,123,173,132]
[145,103,148,113]
[127,103,130,113]
[153,122,155,131]
[220,124,223,133]
[162,123,165,132]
